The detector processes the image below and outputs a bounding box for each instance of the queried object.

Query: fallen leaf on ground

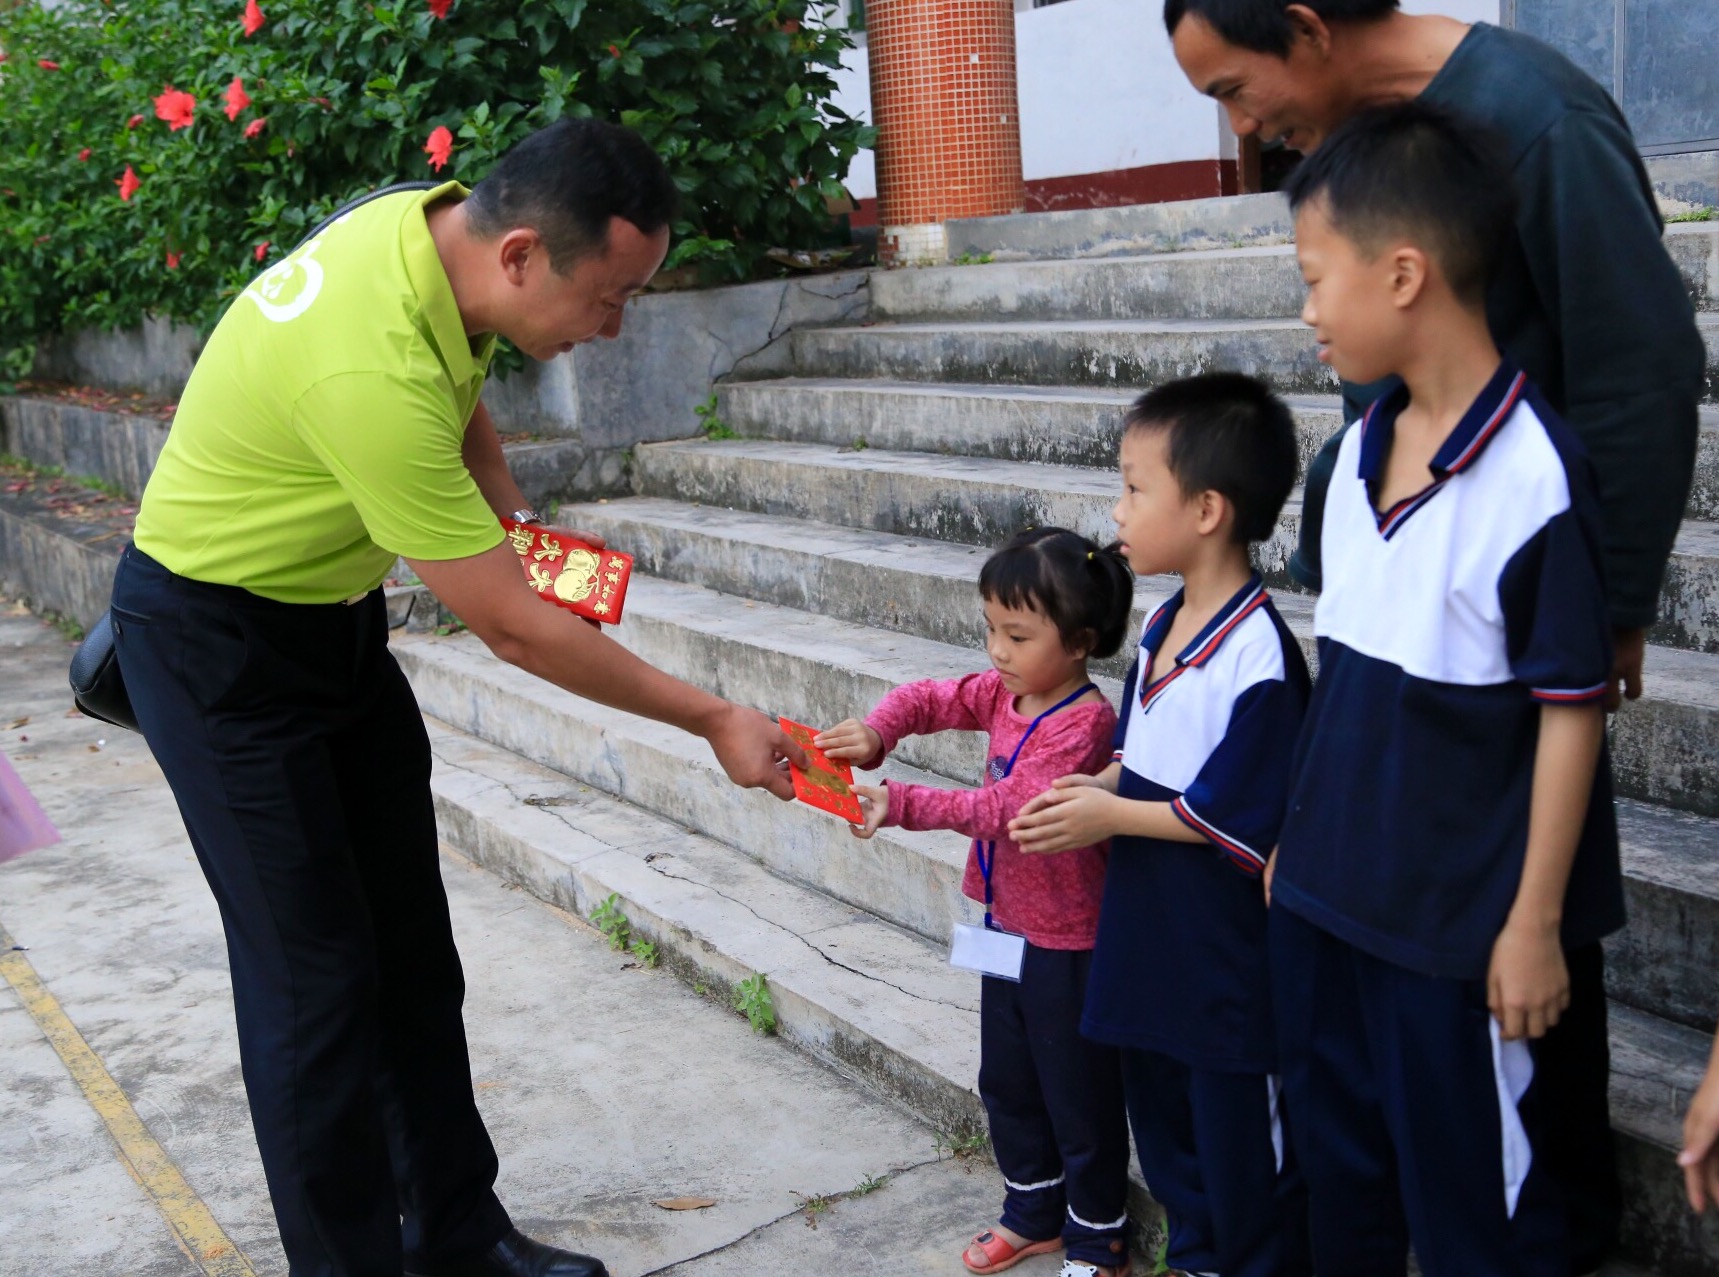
[652,1197,717,1211]
[7,717,28,729]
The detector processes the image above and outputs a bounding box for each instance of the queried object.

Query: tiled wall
[869,0,1026,259]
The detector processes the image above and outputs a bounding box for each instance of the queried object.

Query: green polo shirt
[134,181,505,604]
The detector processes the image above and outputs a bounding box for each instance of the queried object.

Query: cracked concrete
[0,603,1042,1277]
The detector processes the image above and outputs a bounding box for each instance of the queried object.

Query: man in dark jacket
[1164,2,1705,1273]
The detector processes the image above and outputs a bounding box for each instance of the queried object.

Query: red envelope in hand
[501,518,633,625]
[778,717,865,823]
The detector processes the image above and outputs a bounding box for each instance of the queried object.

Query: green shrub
[0,0,873,369]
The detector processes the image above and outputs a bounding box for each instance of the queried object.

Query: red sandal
[962,1230,1063,1274]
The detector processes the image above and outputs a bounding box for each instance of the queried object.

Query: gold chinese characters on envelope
[500,518,633,625]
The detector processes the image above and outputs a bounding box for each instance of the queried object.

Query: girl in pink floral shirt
[818,527,1136,1277]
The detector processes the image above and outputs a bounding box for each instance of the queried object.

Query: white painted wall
[1015,0,1225,181]
[828,0,1503,201]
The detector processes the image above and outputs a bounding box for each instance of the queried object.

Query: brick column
[867,0,1025,264]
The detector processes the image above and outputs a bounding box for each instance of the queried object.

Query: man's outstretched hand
[704,703,806,800]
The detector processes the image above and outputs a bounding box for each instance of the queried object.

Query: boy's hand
[816,719,883,764]
[1010,786,1119,854]
[849,783,888,839]
[1263,847,1277,906]
[1487,919,1570,1040]
[1679,1037,1719,1213]
[1050,770,1119,794]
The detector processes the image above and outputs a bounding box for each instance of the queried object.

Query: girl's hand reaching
[850,783,889,839]
[816,718,883,765]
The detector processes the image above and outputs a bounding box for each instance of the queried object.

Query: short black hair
[1163,0,1398,55]
[979,528,1135,660]
[466,118,679,273]
[1282,100,1516,306]
[1124,373,1298,544]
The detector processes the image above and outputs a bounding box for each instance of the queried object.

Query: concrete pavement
[0,602,1046,1277]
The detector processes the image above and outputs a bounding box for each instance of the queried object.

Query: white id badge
[949,922,1027,981]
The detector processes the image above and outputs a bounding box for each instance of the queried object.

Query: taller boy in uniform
[1268,102,1621,1277]
[1013,374,1311,1277]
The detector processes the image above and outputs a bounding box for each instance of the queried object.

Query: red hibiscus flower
[244,117,267,139]
[254,241,270,262]
[608,44,620,57]
[116,165,141,201]
[38,59,61,71]
[166,251,181,269]
[427,0,453,17]
[153,86,196,131]
[127,113,144,129]
[242,0,265,37]
[223,76,251,122]
[423,125,453,172]
[77,148,92,162]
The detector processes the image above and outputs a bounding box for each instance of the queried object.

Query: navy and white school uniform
[1084,576,1312,1277]
[1271,363,1623,1277]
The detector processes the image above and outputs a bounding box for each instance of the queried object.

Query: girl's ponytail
[1084,542,1136,659]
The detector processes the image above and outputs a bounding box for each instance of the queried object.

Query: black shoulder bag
[67,181,443,730]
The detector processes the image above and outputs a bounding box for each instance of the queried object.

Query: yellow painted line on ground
[0,920,257,1277]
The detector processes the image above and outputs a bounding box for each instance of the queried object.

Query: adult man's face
[501,215,670,361]
[1171,8,1351,154]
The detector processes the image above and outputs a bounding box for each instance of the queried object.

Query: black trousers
[112,546,510,1277]
[1536,942,1619,1274]
[979,944,1131,1266]
[1122,1049,1310,1277]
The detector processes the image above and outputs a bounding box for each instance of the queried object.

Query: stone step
[1608,1003,1719,1276]
[563,496,1719,822]
[882,224,1718,321]
[784,314,1719,405]
[714,379,1719,525]
[945,190,1295,263]
[782,316,1340,396]
[424,714,987,1137]
[870,245,1307,324]
[567,565,1719,1032]
[397,629,979,949]
[630,435,1300,594]
[940,192,1714,311]
[629,438,1719,653]
[0,392,595,509]
[411,645,1717,1274]
[715,377,1344,480]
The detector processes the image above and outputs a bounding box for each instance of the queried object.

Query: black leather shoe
[405,1228,609,1277]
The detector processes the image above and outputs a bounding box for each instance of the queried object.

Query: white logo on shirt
[242,235,326,323]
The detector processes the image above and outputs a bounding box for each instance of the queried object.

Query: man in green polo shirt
[113,119,806,1277]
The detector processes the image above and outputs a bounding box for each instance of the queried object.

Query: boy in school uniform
[1267,101,1622,1277]
[1012,374,1311,1277]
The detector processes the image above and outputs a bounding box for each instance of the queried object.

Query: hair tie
[1087,551,1095,561]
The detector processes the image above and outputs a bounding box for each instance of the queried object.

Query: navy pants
[1535,943,1619,1274]
[1121,1049,1309,1277]
[112,547,511,1277]
[1270,907,1566,1277]
[980,944,1131,1266]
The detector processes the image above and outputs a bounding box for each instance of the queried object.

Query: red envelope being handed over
[777,717,865,823]
[501,518,633,625]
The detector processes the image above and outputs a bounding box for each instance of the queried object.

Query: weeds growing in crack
[733,972,776,1034]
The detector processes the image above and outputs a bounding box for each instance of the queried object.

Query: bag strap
[293,180,443,253]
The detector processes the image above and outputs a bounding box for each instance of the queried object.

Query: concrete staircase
[1,194,1714,1271]
[397,201,1719,1274]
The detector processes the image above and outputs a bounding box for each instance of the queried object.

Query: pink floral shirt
[861,669,1116,949]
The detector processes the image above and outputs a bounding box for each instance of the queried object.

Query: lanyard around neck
[976,682,1097,930]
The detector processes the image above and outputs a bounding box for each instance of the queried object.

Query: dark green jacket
[1295,22,1704,631]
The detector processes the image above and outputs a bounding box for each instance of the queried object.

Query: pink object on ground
[0,750,60,863]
